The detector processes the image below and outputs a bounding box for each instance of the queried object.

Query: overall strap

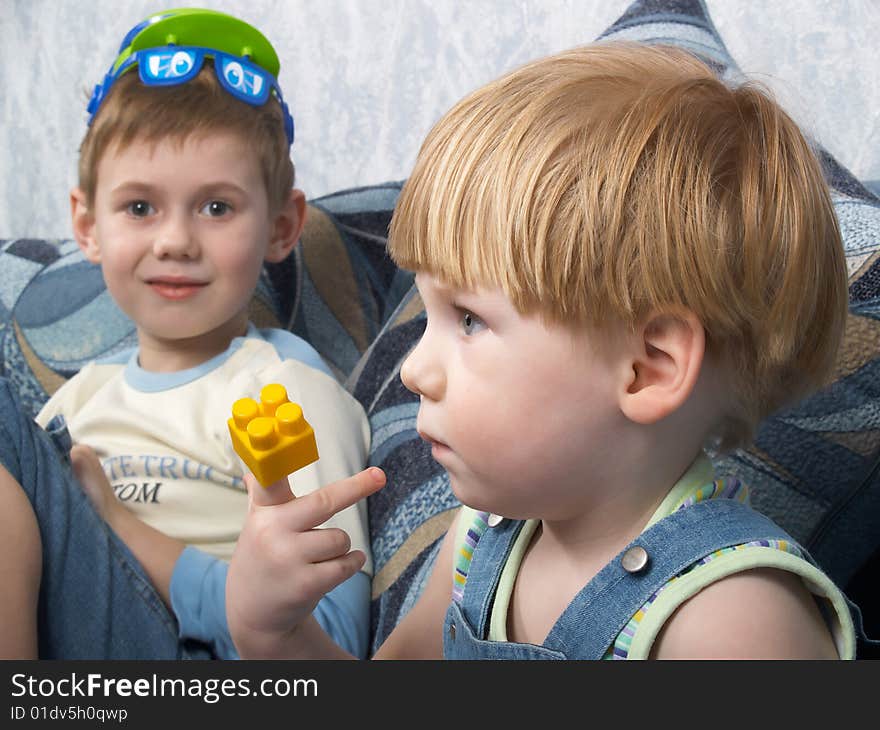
[456,515,525,640]
[543,499,794,659]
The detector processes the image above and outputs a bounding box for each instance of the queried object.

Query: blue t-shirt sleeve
[170,547,237,658]
[170,546,370,659]
[312,570,370,659]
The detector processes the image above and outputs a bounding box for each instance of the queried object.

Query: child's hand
[70,444,123,525]
[226,466,385,659]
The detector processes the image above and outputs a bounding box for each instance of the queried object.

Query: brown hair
[78,64,293,212]
[389,42,847,449]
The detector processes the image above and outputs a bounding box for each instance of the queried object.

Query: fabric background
[1,0,878,238]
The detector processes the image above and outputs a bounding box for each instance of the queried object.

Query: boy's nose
[400,327,445,401]
[152,217,198,259]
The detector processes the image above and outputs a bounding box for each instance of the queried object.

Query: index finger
[282,467,386,532]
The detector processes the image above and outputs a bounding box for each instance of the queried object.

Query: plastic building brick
[228,383,319,486]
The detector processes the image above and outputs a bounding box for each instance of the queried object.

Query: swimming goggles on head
[87,8,295,146]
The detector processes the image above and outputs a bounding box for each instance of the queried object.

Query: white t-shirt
[36,324,372,571]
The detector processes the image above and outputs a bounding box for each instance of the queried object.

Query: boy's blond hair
[78,64,294,212]
[389,42,848,450]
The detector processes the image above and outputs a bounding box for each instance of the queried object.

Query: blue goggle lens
[217,55,271,105]
[140,48,202,85]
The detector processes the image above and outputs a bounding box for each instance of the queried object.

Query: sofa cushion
[350,0,880,653]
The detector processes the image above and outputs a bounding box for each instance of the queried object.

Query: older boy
[0,8,371,659]
[225,42,861,659]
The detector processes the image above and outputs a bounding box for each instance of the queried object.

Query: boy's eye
[201,200,231,217]
[460,310,486,336]
[126,200,154,217]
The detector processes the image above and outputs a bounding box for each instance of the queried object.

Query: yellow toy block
[228,383,319,486]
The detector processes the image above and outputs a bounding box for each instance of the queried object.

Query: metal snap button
[449,622,456,640]
[487,513,505,527]
[621,545,649,574]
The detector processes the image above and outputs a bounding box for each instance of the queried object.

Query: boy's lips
[418,429,451,457]
[146,276,208,301]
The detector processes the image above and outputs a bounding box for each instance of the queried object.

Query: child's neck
[542,438,706,569]
[509,444,705,646]
[538,361,728,557]
[135,320,250,373]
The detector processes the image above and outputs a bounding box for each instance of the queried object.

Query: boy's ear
[618,310,705,425]
[70,187,101,263]
[265,188,307,263]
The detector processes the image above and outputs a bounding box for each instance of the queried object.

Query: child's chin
[448,476,492,513]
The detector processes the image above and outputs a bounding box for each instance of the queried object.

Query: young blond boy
[0,9,371,659]
[224,42,861,659]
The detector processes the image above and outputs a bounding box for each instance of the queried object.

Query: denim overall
[443,499,869,659]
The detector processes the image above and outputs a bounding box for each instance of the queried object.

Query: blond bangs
[391,58,593,318]
[390,43,736,325]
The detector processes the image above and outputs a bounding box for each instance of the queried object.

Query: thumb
[69,444,103,483]
[245,472,296,508]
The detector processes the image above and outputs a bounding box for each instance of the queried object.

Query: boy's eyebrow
[191,182,253,200]
[108,181,157,197]
[108,181,251,198]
